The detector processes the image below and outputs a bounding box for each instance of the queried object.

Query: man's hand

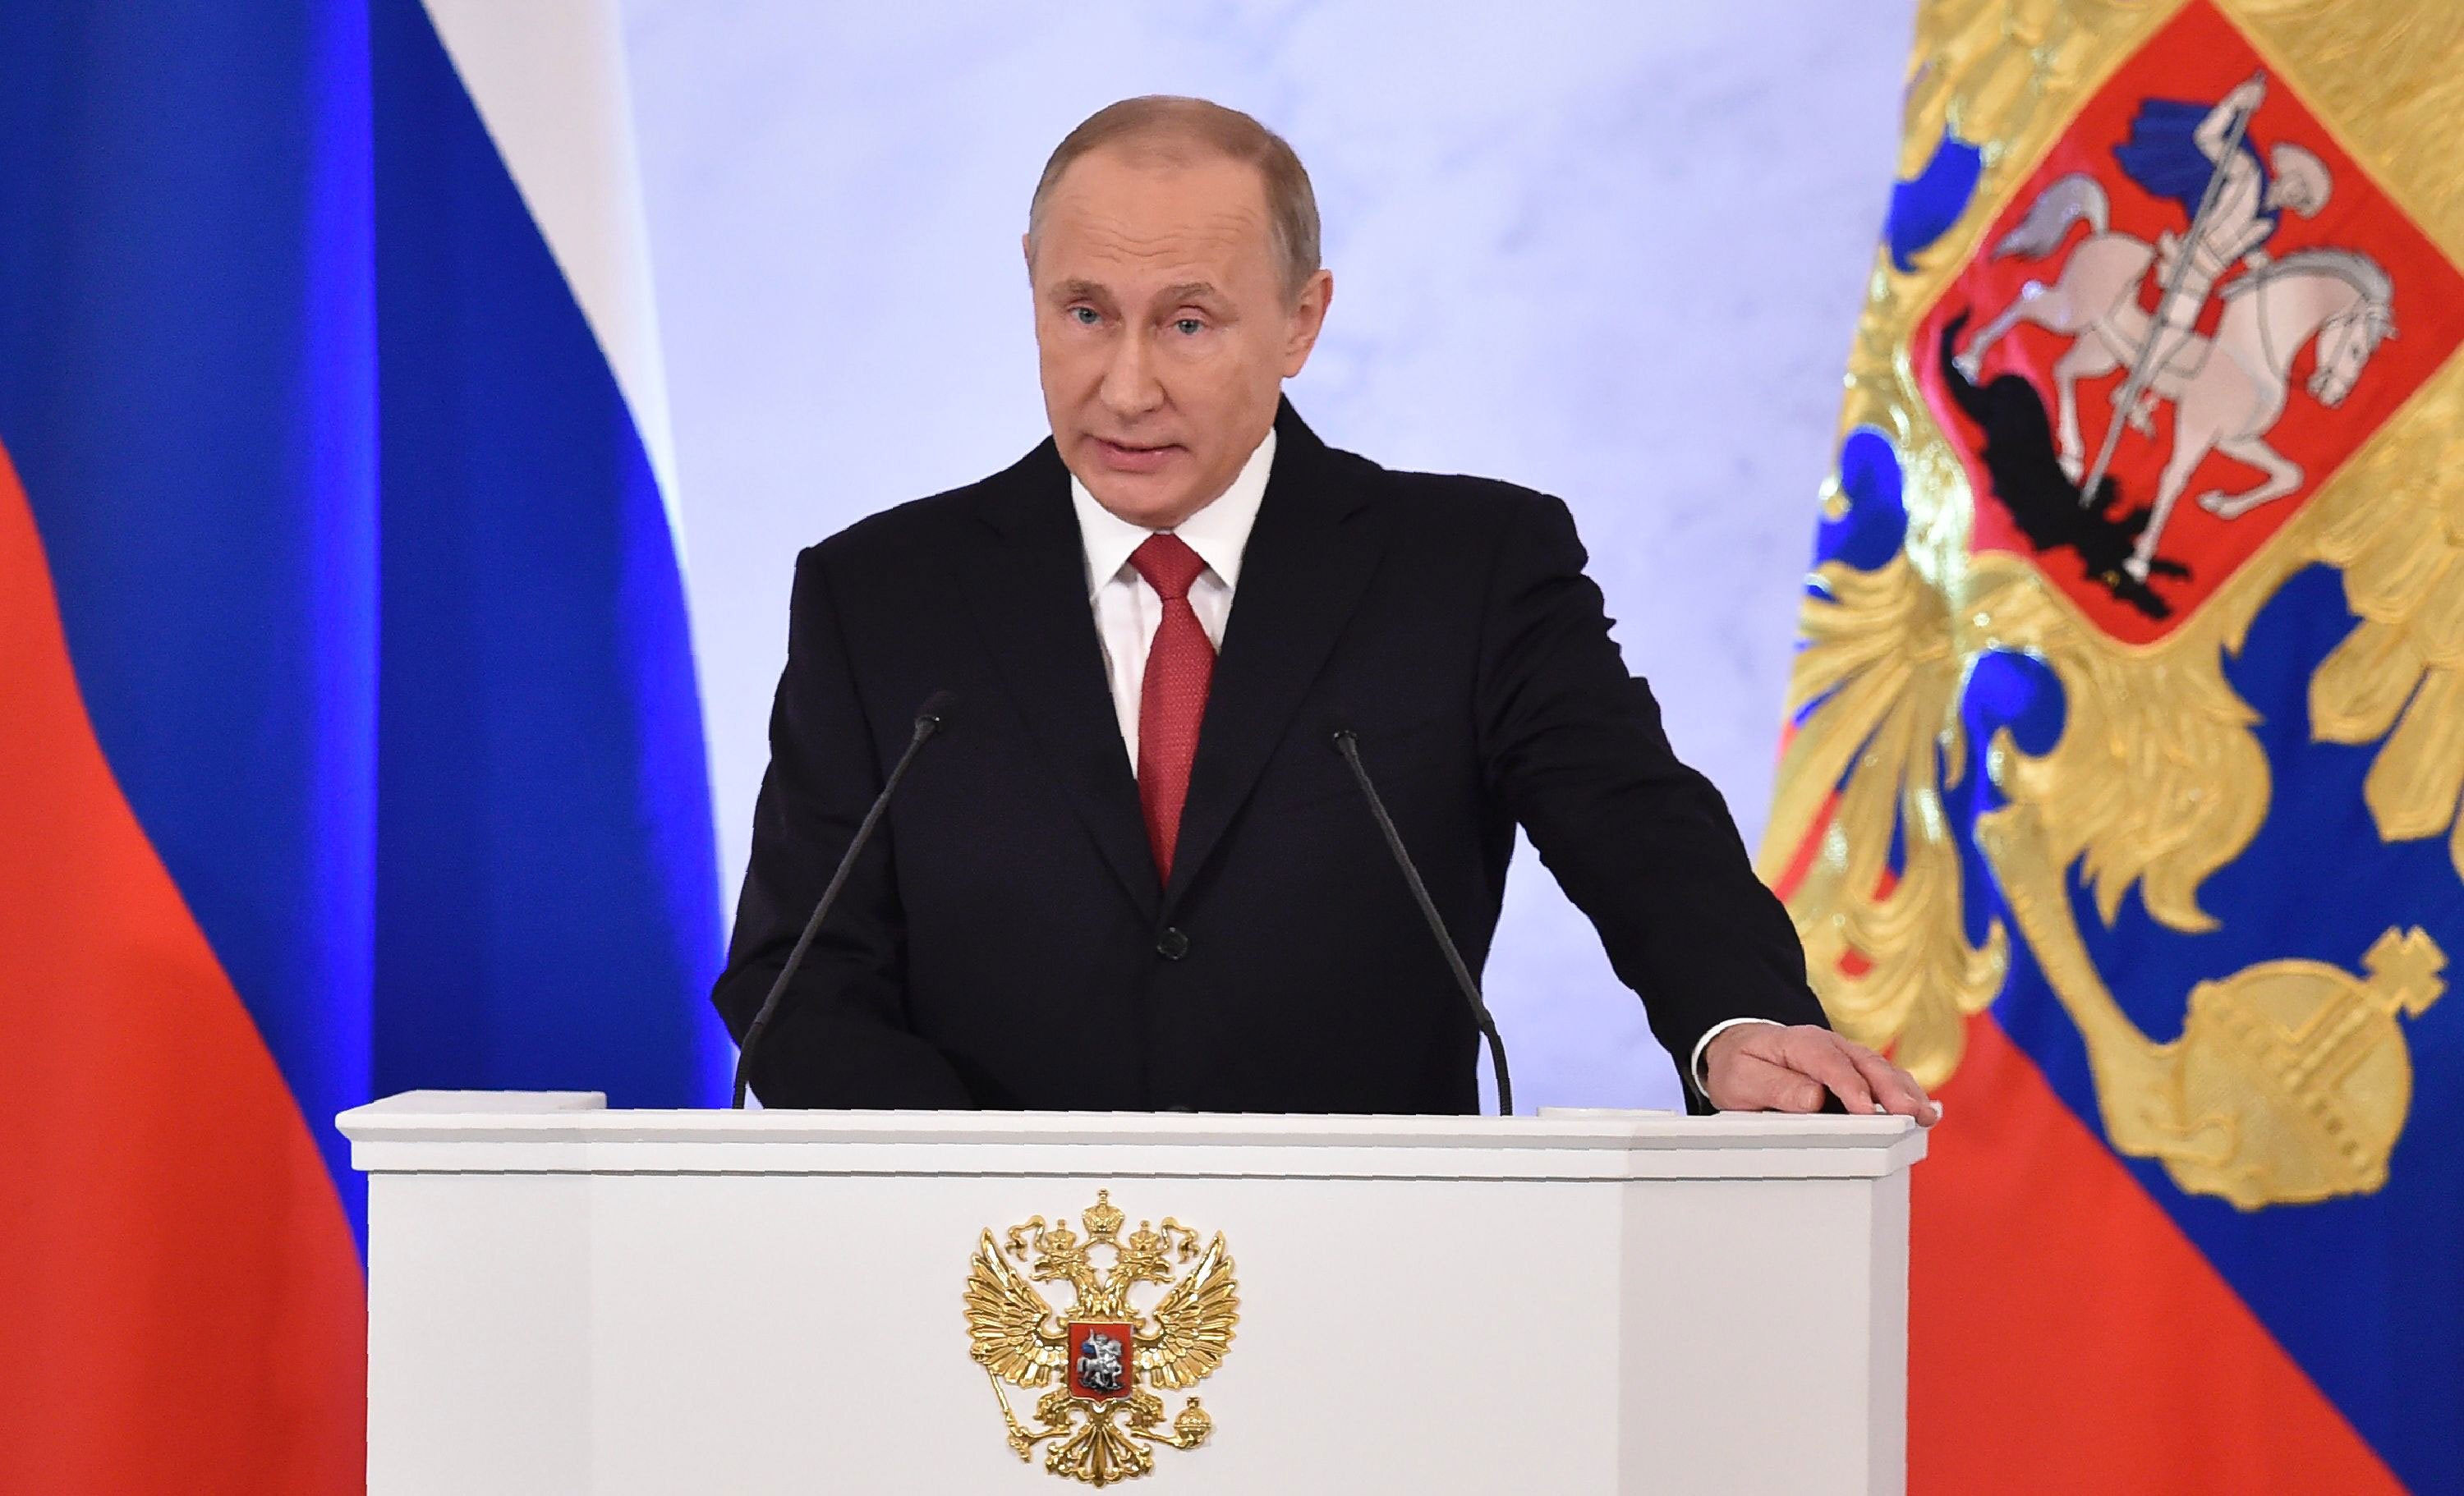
[1702,1022,1939,1125]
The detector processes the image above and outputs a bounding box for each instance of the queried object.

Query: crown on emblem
[1080,1190,1124,1245]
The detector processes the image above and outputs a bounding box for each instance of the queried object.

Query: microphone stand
[731,693,953,1108]
[1332,728,1514,1117]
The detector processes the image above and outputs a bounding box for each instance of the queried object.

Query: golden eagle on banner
[1763,2,2464,1490]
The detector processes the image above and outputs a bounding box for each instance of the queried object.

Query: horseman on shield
[2111,76,2333,402]
[1950,73,2393,587]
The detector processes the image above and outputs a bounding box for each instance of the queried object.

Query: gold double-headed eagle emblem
[963,1191,1239,1486]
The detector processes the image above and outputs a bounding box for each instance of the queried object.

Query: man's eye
[1071,307,1101,327]
[1173,318,1205,336]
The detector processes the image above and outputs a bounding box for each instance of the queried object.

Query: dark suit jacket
[713,402,1827,1112]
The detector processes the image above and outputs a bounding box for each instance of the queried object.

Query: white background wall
[622,0,1912,1110]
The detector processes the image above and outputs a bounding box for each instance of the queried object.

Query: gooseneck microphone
[731,690,956,1108]
[1331,727,1514,1117]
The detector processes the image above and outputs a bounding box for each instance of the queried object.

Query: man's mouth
[1089,436,1182,474]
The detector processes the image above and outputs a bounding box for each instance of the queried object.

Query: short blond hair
[1028,96,1321,299]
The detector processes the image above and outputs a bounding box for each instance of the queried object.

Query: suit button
[1155,927,1190,961]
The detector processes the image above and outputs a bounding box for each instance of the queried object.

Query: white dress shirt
[1065,424,1768,1101]
[1070,428,1276,765]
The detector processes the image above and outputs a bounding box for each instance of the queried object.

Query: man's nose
[1099,330,1164,417]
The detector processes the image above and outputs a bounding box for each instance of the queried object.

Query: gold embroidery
[2307,365,2464,883]
[1764,0,2464,1205]
[2227,0,2464,261]
[1980,804,2443,1208]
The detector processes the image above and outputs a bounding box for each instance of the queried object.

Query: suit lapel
[1165,404,1382,913]
[956,442,1163,922]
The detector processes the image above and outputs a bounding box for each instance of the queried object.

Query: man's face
[1028,145,1331,530]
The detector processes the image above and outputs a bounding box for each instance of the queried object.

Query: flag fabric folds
[0,2,728,1489]
[1766,2,2464,1492]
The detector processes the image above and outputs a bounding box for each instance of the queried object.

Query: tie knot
[1130,533,1208,602]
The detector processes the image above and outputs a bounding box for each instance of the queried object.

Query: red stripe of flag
[1764,773,2397,1487]
[0,444,364,1493]
[1911,1012,2402,1493]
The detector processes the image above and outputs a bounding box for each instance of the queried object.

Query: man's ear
[1281,268,1334,378]
[1021,232,1034,280]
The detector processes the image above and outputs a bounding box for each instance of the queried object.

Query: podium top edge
[338,1090,1925,1163]
[344,1090,609,1116]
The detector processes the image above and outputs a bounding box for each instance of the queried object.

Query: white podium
[340,1093,1922,1494]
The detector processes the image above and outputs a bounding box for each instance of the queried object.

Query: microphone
[731,690,956,1108]
[1331,727,1513,1117]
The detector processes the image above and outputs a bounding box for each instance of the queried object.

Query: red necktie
[1130,533,1214,882]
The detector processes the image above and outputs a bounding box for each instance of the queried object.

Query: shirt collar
[1070,427,1277,599]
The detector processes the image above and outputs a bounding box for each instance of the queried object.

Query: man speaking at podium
[714,96,1936,1124]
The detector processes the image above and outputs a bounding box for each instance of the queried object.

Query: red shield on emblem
[1066,1321,1134,1401]
[1913,0,2464,644]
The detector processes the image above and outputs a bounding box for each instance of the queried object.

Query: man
[715,96,1936,1122]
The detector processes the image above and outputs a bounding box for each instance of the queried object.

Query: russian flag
[0,2,729,1488]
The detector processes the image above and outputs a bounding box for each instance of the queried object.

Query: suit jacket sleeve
[1476,490,1828,1096]
[710,546,976,1108]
